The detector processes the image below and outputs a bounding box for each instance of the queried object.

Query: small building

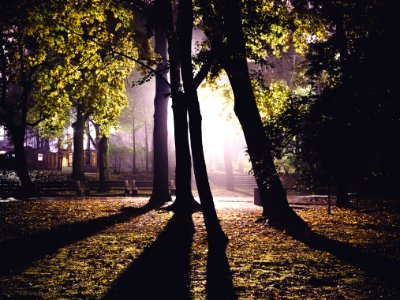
[0,125,97,172]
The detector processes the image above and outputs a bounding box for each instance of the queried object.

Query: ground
[0,193,399,299]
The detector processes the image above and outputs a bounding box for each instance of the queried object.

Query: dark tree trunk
[333,8,352,208]
[86,122,91,166]
[6,61,35,197]
[72,104,85,181]
[149,10,171,205]
[164,0,199,214]
[35,130,40,149]
[179,0,227,243]
[98,136,109,189]
[11,126,34,197]
[213,0,305,228]
[132,118,136,175]
[144,120,149,173]
[44,139,50,151]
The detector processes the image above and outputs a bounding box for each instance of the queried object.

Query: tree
[289,0,397,206]
[148,0,172,205]
[162,0,199,214]
[198,0,307,228]
[1,0,138,190]
[178,0,227,242]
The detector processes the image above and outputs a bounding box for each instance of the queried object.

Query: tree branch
[193,52,214,89]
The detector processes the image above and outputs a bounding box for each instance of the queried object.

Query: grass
[0,197,399,299]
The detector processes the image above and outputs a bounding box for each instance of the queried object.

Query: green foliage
[241,0,329,61]
[28,0,138,137]
[254,79,290,121]
[1,0,139,138]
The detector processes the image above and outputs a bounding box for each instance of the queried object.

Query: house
[0,125,97,172]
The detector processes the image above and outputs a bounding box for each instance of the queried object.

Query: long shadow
[0,204,152,276]
[206,241,236,300]
[103,214,194,300]
[288,228,400,289]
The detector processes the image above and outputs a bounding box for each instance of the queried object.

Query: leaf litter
[0,197,399,299]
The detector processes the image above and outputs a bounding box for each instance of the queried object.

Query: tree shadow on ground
[0,204,152,276]
[206,241,237,300]
[103,214,194,300]
[288,227,400,289]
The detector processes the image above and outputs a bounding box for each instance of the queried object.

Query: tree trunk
[98,136,109,190]
[178,0,227,244]
[149,13,171,205]
[11,126,34,197]
[72,104,85,181]
[214,0,305,228]
[86,122,91,166]
[164,0,199,214]
[35,130,40,149]
[144,120,149,173]
[44,138,50,151]
[333,8,352,208]
[132,117,136,175]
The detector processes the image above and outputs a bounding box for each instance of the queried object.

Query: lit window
[38,153,43,161]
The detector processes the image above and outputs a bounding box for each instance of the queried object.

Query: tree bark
[86,122,91,166]
[144,120,149,173]
[98,135,109,189]
[164,0,199,214]
[333,7,352,208]
[149,10,171,204]
[72,104,85,181]
[11,126,34,197]
[179,0,227,243]
[132,116,136,175]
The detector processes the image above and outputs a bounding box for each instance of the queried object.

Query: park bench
[0,181,20,199]
[84,180,130,196]
[36,181,83,196]
[131,180,153,196]
[131,180,176,196]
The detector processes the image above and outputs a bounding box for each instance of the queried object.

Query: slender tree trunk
[86,122,91,166]
[214,0,305,228]
[72,104,85,181]
[132,117,136,175]
[35,130,40,149]
[98,136,109,189]
[11,126,34,197]
[164,0,199,214]
[149,7,171,204]
[179,0,227,243]
[334,7,352,208]
[44,138,50,151]
[144,120,149,173]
